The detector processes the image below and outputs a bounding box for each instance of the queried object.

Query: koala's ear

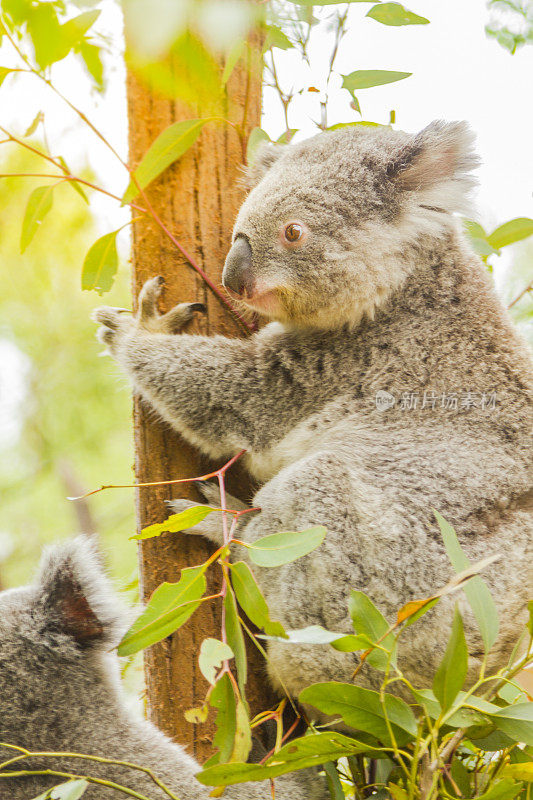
[245,141,285,188]
[34,536,124,650]
[387,120,479,195]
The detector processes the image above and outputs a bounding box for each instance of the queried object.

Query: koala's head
[0,537,124,748]
[222,121,479,328]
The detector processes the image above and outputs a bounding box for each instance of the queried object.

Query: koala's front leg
[92,278,259,458]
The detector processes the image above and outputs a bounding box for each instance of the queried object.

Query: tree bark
[127,39,275,762]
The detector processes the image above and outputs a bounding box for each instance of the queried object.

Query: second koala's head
[223,121,479,328]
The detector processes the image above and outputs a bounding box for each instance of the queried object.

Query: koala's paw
[137,276,206,334]
[92,305,135,354]
[92,276,206,353]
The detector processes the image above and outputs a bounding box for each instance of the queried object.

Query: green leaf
[27,4,66,69]
[221,40,245,86]
[264,24,293,50]
[57,156,89,204]
[259,625,347,645]
[367,3,429,25]
[117,565,206,656]
[50,781,90,800]
[199,638,234,685]
[224,589,247,692]
[232,697,252,764]
[229,561,287,637]
[433,605,468,713]
[0,67,14,87]
[300,682,417,745]
[434,510,499,652]
[276,129,298,144]
[528,600,533,637]
[20,184,55,253]
[61,10,100,47]
[342,70,412,91]
[79,41,104,91]
[487,218,533,250]
[197,731,376,785]
[123,118,210,202]
[474,780,524,800]
[349,590,395,670]
[246,127,270,165]
[81,231,119,295]
[491,703,533,746]
[388,788,408,800]
[130,506,215,541]
[323,762,345,800]
[330,633,376,652]
[24,111,44,137]
[247,526,326,568]
[209,673,237,764]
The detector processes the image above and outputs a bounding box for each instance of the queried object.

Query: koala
[0,537,325,799]
[93,121,533,704]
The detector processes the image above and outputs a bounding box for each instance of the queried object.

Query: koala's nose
[222,236,254,298]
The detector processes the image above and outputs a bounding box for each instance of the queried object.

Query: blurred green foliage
[0,145,135,588]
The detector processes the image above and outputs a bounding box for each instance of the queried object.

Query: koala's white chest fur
[246,405,358,482]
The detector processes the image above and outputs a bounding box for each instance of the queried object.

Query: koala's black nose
[222,236,254,298]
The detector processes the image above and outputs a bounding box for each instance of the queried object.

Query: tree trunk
[126,40,275,762]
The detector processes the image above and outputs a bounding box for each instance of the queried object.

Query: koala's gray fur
[0,537,325,799]
[93,121,532,706]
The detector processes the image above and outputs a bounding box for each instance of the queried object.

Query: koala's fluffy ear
[245,141,285,188]
[387,121,479,206]
[34,536,123,650]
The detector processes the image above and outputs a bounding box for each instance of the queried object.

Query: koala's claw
[139,276,165,321]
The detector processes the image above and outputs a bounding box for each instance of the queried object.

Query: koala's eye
[284,223,304,243]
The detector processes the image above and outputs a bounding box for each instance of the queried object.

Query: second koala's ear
[245,141,285,188]
[387,120,480,194]
[34,536,124,650]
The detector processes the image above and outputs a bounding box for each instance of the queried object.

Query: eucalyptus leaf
[81,230,119,295]
[209,672,237,765]
[434,510,499,651]
[349,590,395,670]
[342,70,412,91]
[324,762,345,800]
[50,781,90,800]
[229,561,287,637]
[117,565,206,656]
[0,66,14,86]
[224,589,247,692]
[199,638,234,685]
[131,506,214,540]
[247,526,326,568]
[300,682,417,745]
[221,40,245,86]
[487,217,533,249]
[490,703,533,746]
[197,731,376,785]
[433,605,468,712]
[246,127,270,165]
[123,118,211,202]
[475,778,526,798]
[21,184,55,253]
[367,3,429,26]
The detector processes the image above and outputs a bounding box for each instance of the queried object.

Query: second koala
[94,122,533,701]
[0,537,324,799]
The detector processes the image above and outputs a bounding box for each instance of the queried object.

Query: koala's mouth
[239,288,282,316]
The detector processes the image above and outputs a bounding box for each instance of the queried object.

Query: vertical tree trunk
[126,40,274,762]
